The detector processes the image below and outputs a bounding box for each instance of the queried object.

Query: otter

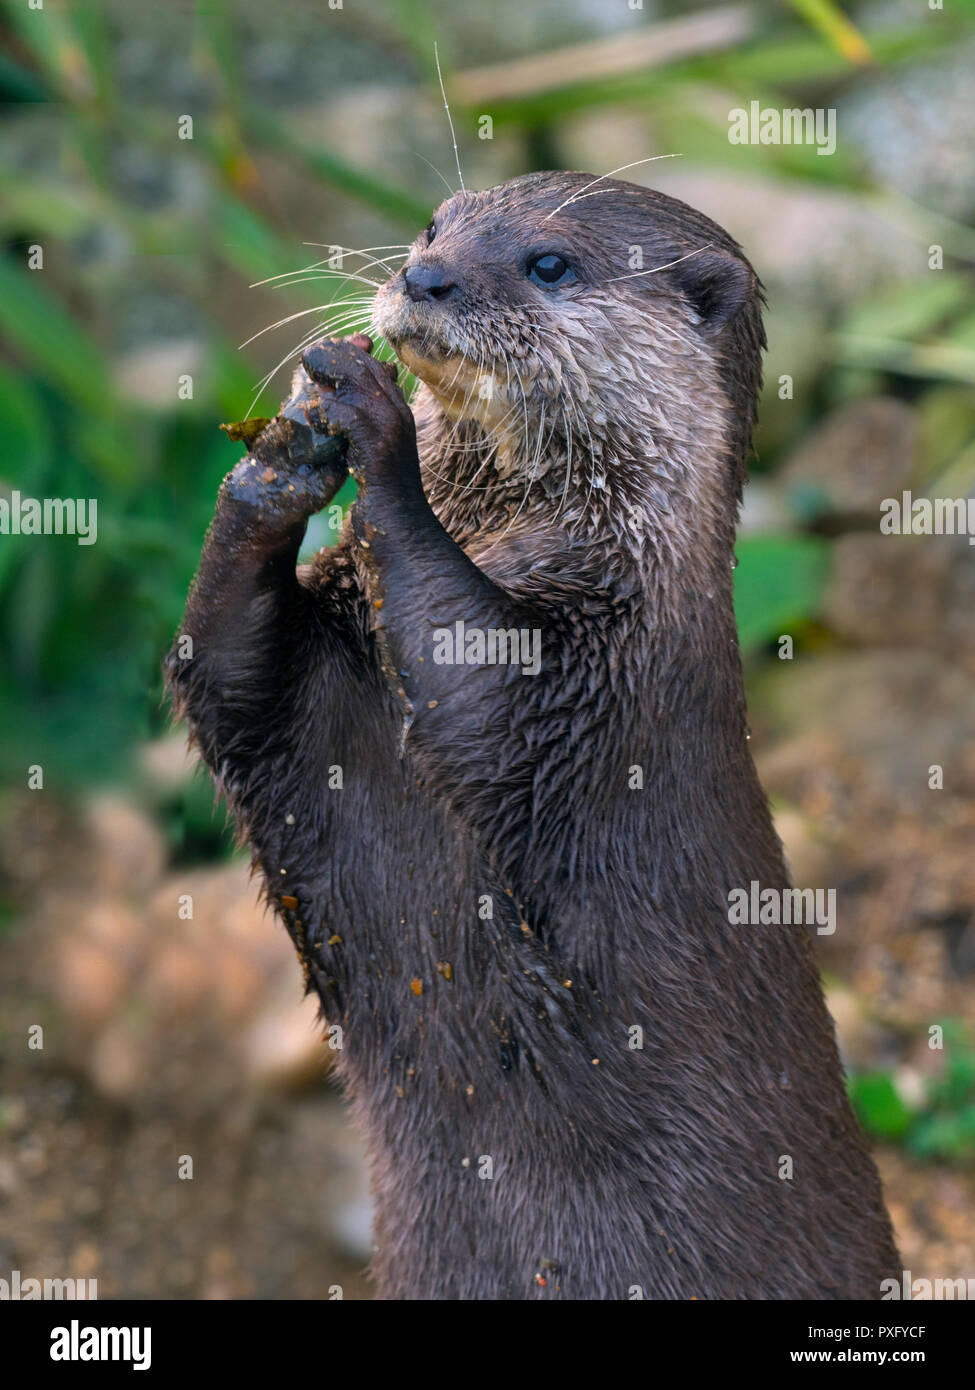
[166,171,899,1299]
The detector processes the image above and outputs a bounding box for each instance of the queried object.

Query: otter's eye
[425,220,436,245]
[528,253,574,287]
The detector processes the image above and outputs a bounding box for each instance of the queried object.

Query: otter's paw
[300,335,417,485]
[219,446,343,529]
[219,368,354,530]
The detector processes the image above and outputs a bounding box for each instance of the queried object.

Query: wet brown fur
[167,172,899,1299]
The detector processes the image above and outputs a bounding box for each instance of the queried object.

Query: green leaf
[839,275,969,342]
[0,50,50,102]
[0,369,53,591]
[929,1048,975,1110]
[917,387,975,481]
[832,335,975,385]
[0,256,110,414]
[908,1109,975,1162]
[214,192,299,282]
[848,1072,914,1140]
[944,309,975,349]
[471,29,953,131]
[385,0,440,79]
[0,367,52,481]
[785,0,873,67]
[1,0,92,100]
[733,534,829,650]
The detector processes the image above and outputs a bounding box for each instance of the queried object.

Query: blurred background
[1,0,974,1298]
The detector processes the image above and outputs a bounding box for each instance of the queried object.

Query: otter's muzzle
[402,263,461,305]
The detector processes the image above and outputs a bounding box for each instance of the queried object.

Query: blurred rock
[757,650,974,809]
[824,531,975,671]
[138,734,200,794]
[557,107,660,181]
[290,87,521,219]
[843,33,975,222]
[770,805,830,887]
[242,983,325,1091]
[85,793,167,895]
[738,478,793,536]
[145,940,212,1019]
[652,171,920,306]
[112,339,204,409]
[331,1197,375,1262]
[0,792,71,895]
[51,937,128,1030]
[779,397,918,519]
[755,650,975,1026]
[825,983,892,1072]
[32,795,325,1108]
[88,1019,146,1102]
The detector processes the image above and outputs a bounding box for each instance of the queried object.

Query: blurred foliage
[849,1071,914,1141]
[0,0,973,807]
[733,534,828,651]
[850,1023,975,1164]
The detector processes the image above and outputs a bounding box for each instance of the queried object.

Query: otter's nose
[402,263,460,304]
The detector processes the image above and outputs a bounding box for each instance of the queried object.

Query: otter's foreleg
[165,368,352,821]
[302,338,569,882]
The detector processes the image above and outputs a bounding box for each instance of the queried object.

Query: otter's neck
[416,377,743,636]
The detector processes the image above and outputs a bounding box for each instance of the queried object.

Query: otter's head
[373,171,764,518]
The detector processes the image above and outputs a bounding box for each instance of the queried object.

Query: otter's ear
[670,248,752,331]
